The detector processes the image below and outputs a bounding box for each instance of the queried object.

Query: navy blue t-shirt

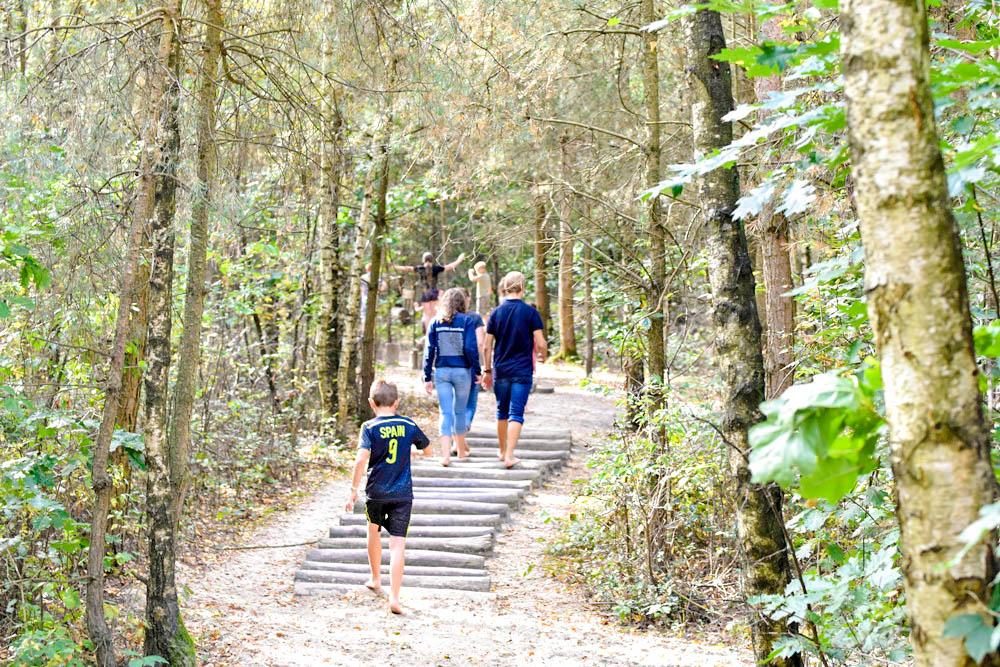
[359,415,430,500]
[486,299,543,379]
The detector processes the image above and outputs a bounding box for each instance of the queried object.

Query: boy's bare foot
[365,579,383,594]
[389,599,403,615]
[441,457,451,467]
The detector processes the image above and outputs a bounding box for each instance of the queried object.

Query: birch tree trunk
[84,6,177,664]
[336,173,375,431]
[142,2,194,661]
[685,10,799,665]
[360,137,391,418]
[842,0,1000,663]
[167,0,222,529]
[557,134,577,359]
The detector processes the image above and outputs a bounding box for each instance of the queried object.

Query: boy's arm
[393,264,414,273]
[345,428,372,511]
[412,424,431,450]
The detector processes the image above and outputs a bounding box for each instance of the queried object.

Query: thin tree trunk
[336,172,375,431]
[685,10,799,665]
[755,19,795,400]
[584,241,594,376]
[557,134,577,359]
[842,0,1000,663]
[167,0,222,530]
[84,6,178,664]
[533,191,551,333]
[142,2,194,662]
[316,32,343,424]
[360,135,391,419]
[641,0,666,388]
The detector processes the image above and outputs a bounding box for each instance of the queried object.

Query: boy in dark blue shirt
[345,380,430,614]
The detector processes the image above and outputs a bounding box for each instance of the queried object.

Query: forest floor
[176,362,751,666]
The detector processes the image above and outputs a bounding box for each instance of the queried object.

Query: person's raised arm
[443,252,466,272]
[533,329,548,364]
[393,264,415,273]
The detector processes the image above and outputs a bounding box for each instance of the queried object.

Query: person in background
[482,271,547,468]
[467,261,493,315]
[463,288,488,435]
[423,287,481,466]
[394,251,465,332]
[345,380,430,615]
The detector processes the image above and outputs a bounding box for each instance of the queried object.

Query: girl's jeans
[434,366,472,436]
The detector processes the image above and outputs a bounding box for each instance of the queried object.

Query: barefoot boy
[345,380,430,614]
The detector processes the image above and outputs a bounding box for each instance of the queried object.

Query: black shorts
[418,288,439,304]
[365,499,413,537]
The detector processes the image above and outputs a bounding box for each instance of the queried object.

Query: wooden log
[466,429,567,440]
[418,459,553,470]
[300,561,488,577]
[403,466,539,482]
[339,513,501,527]
[467,448,569,460]
[304,547,486,569]
[295,569,490,592]
[317,535,493,555]
[464,438,571,451]
[353,498,510,516]
[328,525,495,539]
[412,490,523,506]
[412,477,532,489]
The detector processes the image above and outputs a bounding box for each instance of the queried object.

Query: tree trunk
[641,0,666,388]
[684,10,798,665]
[842,0,1000,663]
[84,6,181,664]
[336,172,375,431]
[316,34,344,425]
[142,2,194,662]
[360,136,391,419]
[167,0,222,530]
[557,134,577,359]
[755,19,795,400]
[533,191,551,333]
[584,241,594,376]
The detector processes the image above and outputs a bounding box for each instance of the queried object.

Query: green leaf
[607,16,621,27]
[943,614,997,662]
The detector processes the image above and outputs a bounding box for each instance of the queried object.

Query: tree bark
[842,0,1000,663]
[685,10,799,665]
[755,19,796,400]
[359,135,391,419]
[167,0,222,530]
[584,240,594,376]
[336,172,375,431]
[142,2,194,662]
[84,6,179,664]
[557,134,577,359]
[533,191,551,333]
[641,0,666,388]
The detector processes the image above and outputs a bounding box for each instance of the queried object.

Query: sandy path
[181,363,750,666]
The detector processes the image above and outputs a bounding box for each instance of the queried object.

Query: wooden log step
[317,534,493,555]
[353,498,510,516]
[466,449,570,460]
[295,569,490,592]
[467,430,567,440]
[412,491,522,506]
[406,466,540,482]
[417,459,554,471]
[464,438,571,451]
[304,547,485,569]
[411,476,532,489]
[328,524,495,539]
[300,561,487,577]
[339,513,502,527]
[413,487,525,499]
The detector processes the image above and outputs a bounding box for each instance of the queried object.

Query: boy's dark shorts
[365,499,413,537]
